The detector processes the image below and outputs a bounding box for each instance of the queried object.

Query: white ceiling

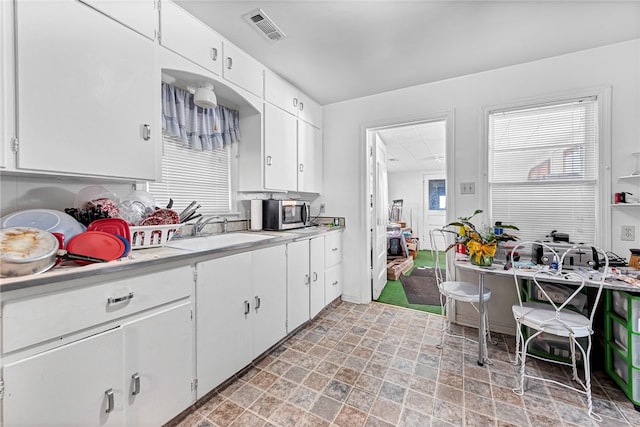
[377,121,446,173]
[175,0,639,106]
[174,0,638,172]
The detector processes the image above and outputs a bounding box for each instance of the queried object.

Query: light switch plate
[460,182,475,194]
[622,225,635,241]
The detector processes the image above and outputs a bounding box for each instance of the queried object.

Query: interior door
[372,135,388,300]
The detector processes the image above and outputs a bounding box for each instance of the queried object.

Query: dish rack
[129,224,182,249]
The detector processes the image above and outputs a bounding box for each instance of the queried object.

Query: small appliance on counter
[532,241,600,270]
[629,249,640,269]
[262,199,310,230]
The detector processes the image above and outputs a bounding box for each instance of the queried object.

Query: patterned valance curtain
[161,82,240,151]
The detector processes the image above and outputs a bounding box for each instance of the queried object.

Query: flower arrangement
[445,209,519,266]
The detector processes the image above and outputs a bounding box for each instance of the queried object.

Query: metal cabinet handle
[107,291,134,304]
[332,247,338,252]
[299,102,304,112]
[131,373,141,396]
[226,57,233,69]
[313,272,318,281]
[304,274,310,286]
[255,296,261,310]
[244,300,250,316]
[293,98,298,108]
[142,124,151,141]
[266,155,273,166]
[299,163,304,172]
[211,47,218,61]
[105,388,114,413]
[332,280,339,286]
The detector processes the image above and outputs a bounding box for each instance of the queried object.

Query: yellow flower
[466,241,497,263]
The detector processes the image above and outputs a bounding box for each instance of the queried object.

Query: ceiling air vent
[242,8,286,42]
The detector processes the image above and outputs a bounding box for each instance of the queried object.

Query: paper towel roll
[250,200,263,231]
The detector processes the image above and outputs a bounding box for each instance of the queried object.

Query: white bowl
[1,209,86,243]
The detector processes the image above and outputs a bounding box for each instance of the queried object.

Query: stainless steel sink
[165,232,276,252]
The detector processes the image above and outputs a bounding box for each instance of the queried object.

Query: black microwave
[262,200,310,230]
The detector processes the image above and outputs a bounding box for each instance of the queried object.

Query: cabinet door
[264,103,297,191]
[222,42,264,97]
[3,328,124,427]
[15,0,158,180]
[123,301,194,427]
[160,0,222,76]
[80,0,156,40]
[252,245,287,357]
[297,93,322,128]
[196,253,253,397]
[287,239,311,332]
[264,69,298,115]
[297,120,323,194]
[309,236,326,318]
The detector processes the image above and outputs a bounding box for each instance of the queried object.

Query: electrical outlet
[320,203,326,213]
[460,182,475,195]
[622,225,636,241]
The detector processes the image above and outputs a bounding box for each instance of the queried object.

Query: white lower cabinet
[196,245,287,398]
[1,266,194,427]
[310,236,326,318]
[4,328,125,427]
[287,239,311,332]
[122,302,194,427]
[288,236,326,332]
[3,300,192,427]
[324,231,344,305]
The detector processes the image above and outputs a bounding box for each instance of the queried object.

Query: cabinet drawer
[325,263,343,304]
[325,232,343,268]
[3,266,192,353]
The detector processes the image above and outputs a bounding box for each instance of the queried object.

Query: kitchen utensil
[1,227,108,277]
[1,209,87,242]
[179,201,198,222]
[166,198,174,209]
[87,218,131,243]
[181,213,201,223]
[66,231,126,265]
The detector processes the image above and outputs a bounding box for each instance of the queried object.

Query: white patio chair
[510,241,609,422]
[430,228,495,361]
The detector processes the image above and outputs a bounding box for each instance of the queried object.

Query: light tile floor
[172,301,640,427]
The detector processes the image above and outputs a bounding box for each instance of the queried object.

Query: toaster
[532,241,600,270]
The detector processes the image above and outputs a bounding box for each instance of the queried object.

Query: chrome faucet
[193,216,228,236]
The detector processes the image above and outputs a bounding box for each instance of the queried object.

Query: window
[487,95,602,244]
[147,134,232,216]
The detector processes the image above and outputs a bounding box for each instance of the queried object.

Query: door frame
[365,111,456,302]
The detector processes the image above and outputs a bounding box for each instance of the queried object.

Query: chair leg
[512,325,522,365]
[485,305,498,346]
[581,336,602,422]
[436,294,448,349]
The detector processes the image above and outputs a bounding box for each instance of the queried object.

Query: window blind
[146,133,231,216]
[488,97,599,244]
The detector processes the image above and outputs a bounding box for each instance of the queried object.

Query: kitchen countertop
[0,225,344,294]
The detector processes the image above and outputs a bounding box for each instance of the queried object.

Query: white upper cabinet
[263,103,298,191]
[222,42,264,98]
[14,0,159,181]
[264,69,322,128]
[297,120,323,194]
[159,0,223,76]
[80,0,157,40]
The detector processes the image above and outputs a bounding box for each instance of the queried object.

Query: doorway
[367,116,451,305]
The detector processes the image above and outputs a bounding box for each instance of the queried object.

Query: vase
[469,254,493,267]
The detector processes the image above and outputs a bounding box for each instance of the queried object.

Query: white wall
[323,39,640,305]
